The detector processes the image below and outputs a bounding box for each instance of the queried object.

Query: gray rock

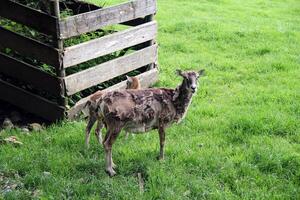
[3,188,12,194]
[43,171,51,176]
[28,123,43,132]
[2,118,13,130]
[20,127,30,135]
[4,136,23,145]
[10,111,21,123]
[20,127,30,132]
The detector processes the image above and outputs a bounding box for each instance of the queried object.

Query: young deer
[96,69,205,176]
[84,76,140,148]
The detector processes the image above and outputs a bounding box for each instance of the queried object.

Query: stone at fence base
[2,118,14,130]
[4,136,23,145]
[29,123,43,132]
[21,127,30,132]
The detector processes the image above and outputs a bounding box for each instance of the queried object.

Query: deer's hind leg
[95,119,104,144]
[85,115,97,149]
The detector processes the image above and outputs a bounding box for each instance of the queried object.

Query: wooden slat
[67,67,159,119]
[50,0,67,108]
[0,79,65,121]
[0,27,61,67]
[59,0,156,39]
[0,0,57,35]
[144,14,155,69]
[63,21,157,67]
[64,45,157,95]
[0,53,61,96]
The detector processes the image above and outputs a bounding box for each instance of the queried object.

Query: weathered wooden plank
[0,26,61,67]
[0,79,65,121]
[0,0,57,35]
[64,45,157,95]
[0,53,61,96]
[65,1,146,26]
[59,0,156,39]
[67,67,159,119]
[63,21,157,67]
[144,14,155,69]
[50,0,67,108]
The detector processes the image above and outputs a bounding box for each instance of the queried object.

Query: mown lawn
[1,0,300,199]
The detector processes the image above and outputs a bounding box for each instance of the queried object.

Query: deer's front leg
[103,127,121,177]
[158,126,166,160]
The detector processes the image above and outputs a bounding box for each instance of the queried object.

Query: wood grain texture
[63,21,157,68]
[64,45,158,95]
[0,80,65,121]
[0,27,61,67]
[0,0,57,35]
[59,0,156,39]
[0,53,61,96]
[50,0,67,108]
[145,14,155,69]
[67,67,159,119]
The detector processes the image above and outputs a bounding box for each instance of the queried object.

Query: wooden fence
[0,0,158,121]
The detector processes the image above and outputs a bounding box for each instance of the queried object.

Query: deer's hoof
[105,168,116,177]
[112,163,117,169]
[156,155,165,161]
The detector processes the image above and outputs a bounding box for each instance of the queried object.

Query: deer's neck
[173,79,194,123]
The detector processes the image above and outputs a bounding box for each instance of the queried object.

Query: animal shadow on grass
[77,147,154,181]
[120,151,154,177]
[119,152,152,188]
[75,160,103,181]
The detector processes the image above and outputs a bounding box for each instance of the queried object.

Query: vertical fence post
[145,0,157,69]
[145,13,156,69]
[50,0,67,113]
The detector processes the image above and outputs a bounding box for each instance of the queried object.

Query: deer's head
[126,75,140,89]
[176,69,205,93]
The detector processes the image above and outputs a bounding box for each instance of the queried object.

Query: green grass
[1,0,300,199]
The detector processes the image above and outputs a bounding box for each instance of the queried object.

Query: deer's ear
[126,75,133,83]
[176,69,183,77]
[198,69,205,77]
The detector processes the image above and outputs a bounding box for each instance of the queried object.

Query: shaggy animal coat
[100,88,180,133]
[97,70,205,176]
[84,76,140,148]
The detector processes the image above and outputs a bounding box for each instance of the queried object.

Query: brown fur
[126,76,140,91]
[96,69,205,176]
[84,76,141,148]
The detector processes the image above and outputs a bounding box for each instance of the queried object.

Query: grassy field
[1,0,300,199]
